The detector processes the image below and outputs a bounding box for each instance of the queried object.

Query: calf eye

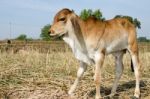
[59,17,66,21]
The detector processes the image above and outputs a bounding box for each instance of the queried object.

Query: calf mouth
[49,32,67,40]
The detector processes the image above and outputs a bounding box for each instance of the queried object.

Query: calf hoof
[95,96,102,99]
[130,96,139,99]
[103,94,119,99]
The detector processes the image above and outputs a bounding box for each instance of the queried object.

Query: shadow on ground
[88,80,146,98]
[0,80,149,99]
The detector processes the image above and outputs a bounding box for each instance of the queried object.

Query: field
[0,41,150,99]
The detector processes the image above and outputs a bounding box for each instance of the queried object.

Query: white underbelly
[106,38,128,54]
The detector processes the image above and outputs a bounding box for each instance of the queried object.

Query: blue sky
[0,0,150,40]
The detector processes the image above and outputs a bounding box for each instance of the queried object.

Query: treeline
[15,33,150,42]
[138,37,150,42]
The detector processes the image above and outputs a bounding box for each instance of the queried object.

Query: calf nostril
[48,31,51,34]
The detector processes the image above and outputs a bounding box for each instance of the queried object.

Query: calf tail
[131,59,134,72]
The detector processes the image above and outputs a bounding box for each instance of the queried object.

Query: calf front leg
[94,52,105,99]
[68,61,87,95]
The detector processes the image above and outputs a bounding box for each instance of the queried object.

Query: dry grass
[0,47,150,99]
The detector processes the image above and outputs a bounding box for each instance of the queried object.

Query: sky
[0,0,150,40]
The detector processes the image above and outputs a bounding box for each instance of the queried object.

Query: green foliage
[133,18,141,29]
[114,15,141,29]
[40,24,62,41]
[80,9,92,20]
[80,9,105,21]
[40,24,51,41]
[138,37,150,42]
[16,34,27,40]
[15,34,33,41]
[93,9,105,20]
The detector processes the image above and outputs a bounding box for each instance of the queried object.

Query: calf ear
[70,14,81,37]
[70,14,87,51]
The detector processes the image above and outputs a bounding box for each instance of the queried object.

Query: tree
[133,18,141,29]
[40,24,51,41]
[92,9,105,21]
[80,9,92,20]
[40,24,62,41]
[114,15,141,29]
[15,34,33,41]
[16,34,27,40]
[80,9,105,21]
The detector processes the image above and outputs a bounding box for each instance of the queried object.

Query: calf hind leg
[111,52,124,95]
[128,42,141,98]
[130,53,140,98]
